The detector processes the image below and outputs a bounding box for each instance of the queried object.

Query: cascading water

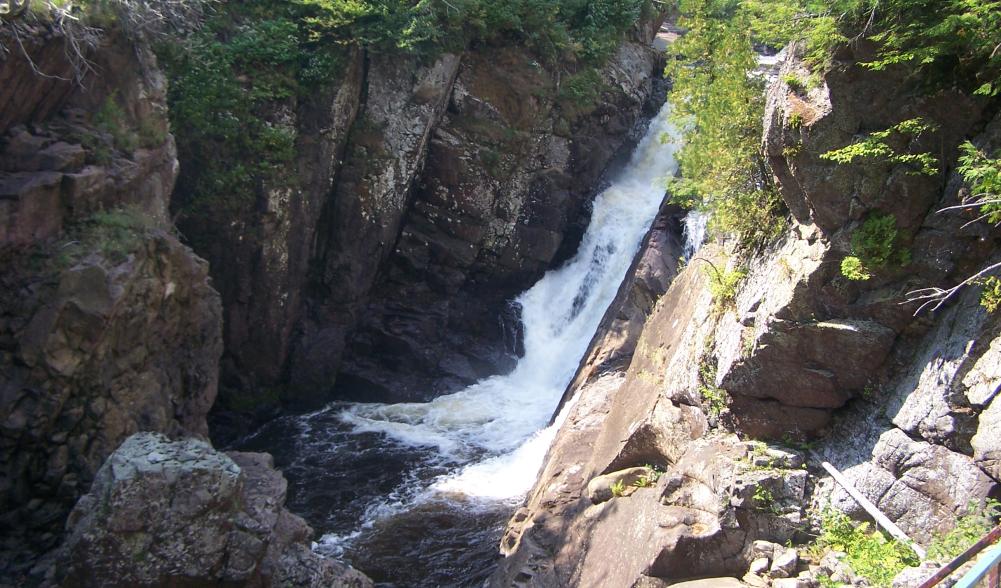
[236,103,680,587]
[682,209,709,259]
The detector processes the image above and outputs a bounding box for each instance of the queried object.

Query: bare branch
[937,199,1001,214]
[902,261,1001,315]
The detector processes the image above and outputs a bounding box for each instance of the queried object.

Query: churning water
[237,103,680,586]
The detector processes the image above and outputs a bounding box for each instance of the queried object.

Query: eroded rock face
[289,51,462,402]
[0,25,223,579]
[55,432,372,588]
[712,43,993,438]
[812,281,1000,542]
[176,46,366,424]
[175,18,668,417]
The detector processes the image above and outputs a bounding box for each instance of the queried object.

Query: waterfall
[240,104,682,582]
[335,102,679,501]
[682,209,709,260]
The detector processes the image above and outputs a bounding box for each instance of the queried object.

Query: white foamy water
[682,209,709,259]
[315,103,681,552]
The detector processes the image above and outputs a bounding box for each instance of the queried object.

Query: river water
[236,103,680,587]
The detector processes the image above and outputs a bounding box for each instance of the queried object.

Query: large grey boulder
[55,433,371,588]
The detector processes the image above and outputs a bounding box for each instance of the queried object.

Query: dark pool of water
[234,404,509,587]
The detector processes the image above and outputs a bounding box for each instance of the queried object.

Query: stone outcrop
[289,51,463,402]
[0,24,223,580]
[812,280,1000,542]
[54,432,372,588]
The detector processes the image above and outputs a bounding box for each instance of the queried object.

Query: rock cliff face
[0,23,224,578]
[1,22,372,587]
[171,19,669,421]
[493,43,1000,586]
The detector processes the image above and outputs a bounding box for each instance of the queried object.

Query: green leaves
[927,500,1001,560]
[860,0,1001,94]
[293,0,647,62]
[818,508,920,587]
[821,118,939,176]
[665,0,785,248]
[839,213,910,281]
[840,256,870,281]
[980,277,1001,313]
[957,140,1001,226]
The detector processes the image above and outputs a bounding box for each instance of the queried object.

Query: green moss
[158,8,309,217]
[93,93,137,153]
[783,73,806,92]
[55,207,154,267]
[557,68,605,117]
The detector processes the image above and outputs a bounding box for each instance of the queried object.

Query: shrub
[558,68,605,116]
[93,93,137,153]
[927,500,1001,561]
[705,264,746,308]
[699,384,728,418]
[665,0,786,249]
[753,485,778,513]
[817,508,920,588]
[840,213,909,280]
[957,141,1001,226]
[840,255,870,281]
[821,118,939,176]
[981,277,1001,313]
[783,73,806,92]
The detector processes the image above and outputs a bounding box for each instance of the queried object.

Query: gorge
[1,1,1000,587]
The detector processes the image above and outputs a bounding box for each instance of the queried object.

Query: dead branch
[903,260,1001,315]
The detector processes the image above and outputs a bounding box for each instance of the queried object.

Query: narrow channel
[237,102,680,587]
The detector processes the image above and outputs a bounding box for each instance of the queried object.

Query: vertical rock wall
[176,17,670,417]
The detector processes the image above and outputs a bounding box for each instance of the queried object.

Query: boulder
[56,433,371,588]
[769,547,799,579]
